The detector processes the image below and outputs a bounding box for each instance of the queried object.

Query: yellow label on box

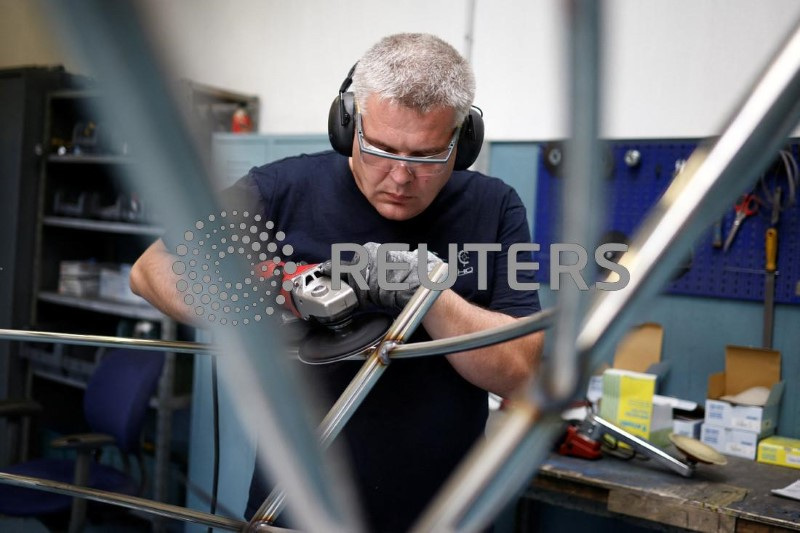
[600,369,656,440]
[757,436,800,470]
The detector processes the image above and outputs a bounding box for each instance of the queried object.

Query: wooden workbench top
[529,451,800,531]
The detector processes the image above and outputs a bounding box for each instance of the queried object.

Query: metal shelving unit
[47,153,133,165]
[37,291,162,320]
[21,87,186,509]
[42,216,163,236]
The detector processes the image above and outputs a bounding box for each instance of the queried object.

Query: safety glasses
[356,112,460,177]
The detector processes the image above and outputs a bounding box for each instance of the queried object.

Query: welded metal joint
[378,340,398,365]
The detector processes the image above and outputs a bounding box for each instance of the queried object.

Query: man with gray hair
[131,32,543,531]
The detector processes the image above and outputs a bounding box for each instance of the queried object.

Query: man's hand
[338,242,445,312]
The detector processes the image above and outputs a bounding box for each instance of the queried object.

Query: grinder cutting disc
[669,433,727,465]
[298,313,392,365]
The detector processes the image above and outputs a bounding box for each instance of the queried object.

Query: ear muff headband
[328,64,484,170]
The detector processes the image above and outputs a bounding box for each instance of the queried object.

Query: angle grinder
[558,411,726,477]
[258,261,390,365]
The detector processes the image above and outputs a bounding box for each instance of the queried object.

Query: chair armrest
[0,399,43,419]
[51,432,116,452]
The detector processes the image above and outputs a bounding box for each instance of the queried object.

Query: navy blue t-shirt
[237,151,540,531]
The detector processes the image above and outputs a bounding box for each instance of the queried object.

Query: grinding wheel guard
[257,261,358,326]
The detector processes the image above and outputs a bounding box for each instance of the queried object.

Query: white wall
[137,0,800,140]
[137,0,470,136]
[601,0,800,139]
[3,0,800,138]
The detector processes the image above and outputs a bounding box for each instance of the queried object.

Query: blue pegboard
[534,140,800,304]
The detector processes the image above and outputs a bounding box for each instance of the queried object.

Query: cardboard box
[673,417,703,439]
[705,345,783,437]
[613,322,663,373]
[701,423,759,460]
[99,264,145,304]
[600,369,656,441]
[757,436,800,470]
[588,323,664,411]
[58,260,101,297]
[649,397,674,447]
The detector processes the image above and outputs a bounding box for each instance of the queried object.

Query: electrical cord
[170,469,239,520]
[599,433,636,461]
[208,356,221,533]
[758,148,799,215]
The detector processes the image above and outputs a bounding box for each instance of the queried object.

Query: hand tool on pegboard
[535,140,800,303]
[723,193,759,252]
[763,227,778,348]
[712,218,723,248]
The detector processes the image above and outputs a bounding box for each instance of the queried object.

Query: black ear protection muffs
[328,63,485,170]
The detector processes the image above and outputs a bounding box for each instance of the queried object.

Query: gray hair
[352,33,475,125]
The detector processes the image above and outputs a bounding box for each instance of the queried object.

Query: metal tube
[415,4,602,530]
[417,9,800,533]
[588,415,693,478]
[0,472,250,532]
[41,1,361,530]
[412,403,562,533]
[545,0,603,404]
[577,14,800,367]
[389,308,555,359]
[250,263,450,526]
[0,328,214,354]
[36,0,800,530]
[69,454,91,533]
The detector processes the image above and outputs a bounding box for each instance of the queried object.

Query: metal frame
[3,0,800,531]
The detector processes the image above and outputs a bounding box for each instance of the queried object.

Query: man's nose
[388,161,414,185]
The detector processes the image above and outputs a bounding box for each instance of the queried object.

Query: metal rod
[416,9,800,533]
[545,0,603,404]
[389,308,555,359]
[412,403,562,533]
[415,3,602,530]
[250,263,451,527]
[0,472,250,532]
[35,0,800,530]
[0,328,214,354]
[0,309,554,365]
[576,13,800,368]
[43,1,362,530]
[588,414,693,478]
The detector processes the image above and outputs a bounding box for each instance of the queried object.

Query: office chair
[0,348,164,532]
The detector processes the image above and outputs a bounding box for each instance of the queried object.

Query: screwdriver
[763,227,777,348]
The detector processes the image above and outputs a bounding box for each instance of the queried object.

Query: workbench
[520,451,800,532]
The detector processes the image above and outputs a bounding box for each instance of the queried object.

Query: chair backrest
[83,349,165,455]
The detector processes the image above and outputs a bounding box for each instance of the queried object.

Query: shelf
[38,291,164,321]
[43,216,163,236]
[47,154,133,164]
[48,88,100,100]
[31,368,90,390]
[28,83,190,507]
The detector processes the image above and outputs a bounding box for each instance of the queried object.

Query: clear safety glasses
[356,112,460,178]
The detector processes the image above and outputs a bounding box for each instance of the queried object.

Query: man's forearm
[130,240,200,326]
[422,290,544,398]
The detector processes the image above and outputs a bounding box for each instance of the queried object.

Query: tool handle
[765,228,778,272]
[712,219,722,248]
